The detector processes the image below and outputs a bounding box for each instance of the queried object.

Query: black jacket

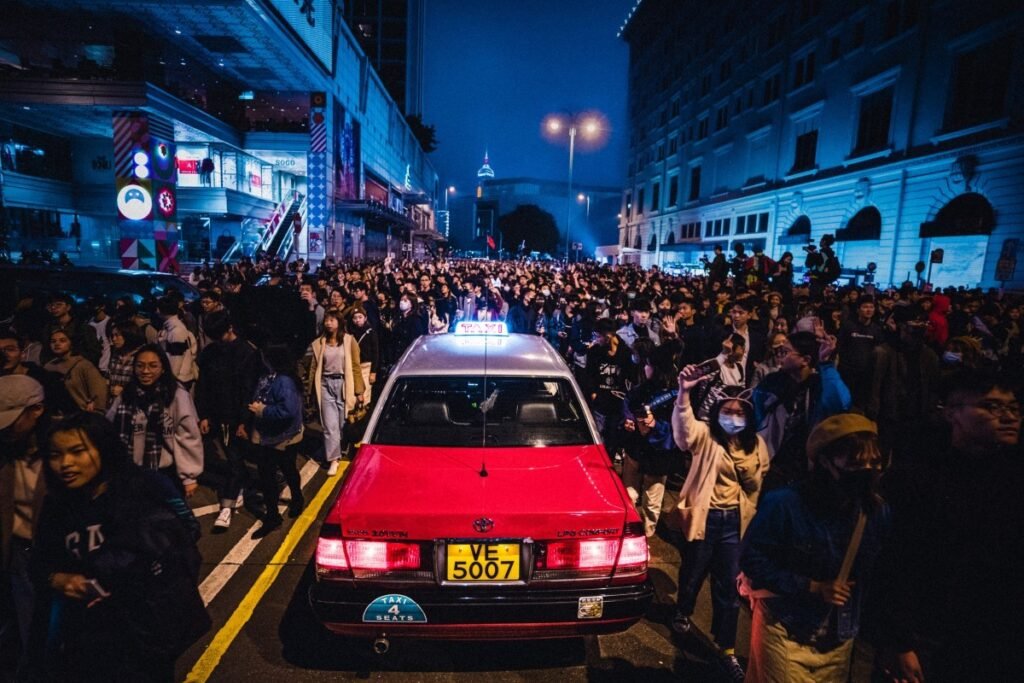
[195,337,264,424]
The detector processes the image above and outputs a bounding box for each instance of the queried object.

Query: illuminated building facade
[0,0,440,269]
[617,0,1023,289]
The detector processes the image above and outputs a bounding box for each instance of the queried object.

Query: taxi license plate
[446,543,520,582]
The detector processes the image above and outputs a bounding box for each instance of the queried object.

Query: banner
[306,92,328,260]
[334,98,361,200]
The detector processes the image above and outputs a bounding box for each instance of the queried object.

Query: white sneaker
[214,507,233,530]
[327,461,340,476]
[234,492,244,509]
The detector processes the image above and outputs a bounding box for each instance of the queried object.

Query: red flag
[486,235,496,249]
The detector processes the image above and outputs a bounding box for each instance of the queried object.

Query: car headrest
[518,401,558,425]
[411,400,450,424]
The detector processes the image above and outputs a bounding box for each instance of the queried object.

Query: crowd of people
[1,250,1021,681]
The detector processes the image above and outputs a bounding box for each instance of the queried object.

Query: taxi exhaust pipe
[372,636,390,655]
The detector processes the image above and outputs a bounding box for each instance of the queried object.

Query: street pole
[444,188,450,241]
[565,124,576,262]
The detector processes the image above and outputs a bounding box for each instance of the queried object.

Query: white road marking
[199,459,321,607]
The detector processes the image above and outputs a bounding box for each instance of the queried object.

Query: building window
[855,88,893,154]
[793,129,818,171]
[758,212,769,232]
[723,218,731,235]
[651,182,661,212]
[689,166,701,201]
[766,16,785,49]
[657,144,665,162]
[671,98,681,117]
[850,19,866,50]
[637,188,645,215]
[716,106,729,131]
[836,206,882,241]
[762,72,781,105]
[668,176,679,207]
[701,72,712,96]
[736,215,746,234]
[698,117,709,140]
[720,58,732,82]
[705,220,713,237]
[798,0,822,24]
[945,37,1013,131]
[792,52,816,90]
[828,35,842,63]
[660,108,669,126]
[669,137,679,155]
[746,87,755,110]
[882,0,919,42]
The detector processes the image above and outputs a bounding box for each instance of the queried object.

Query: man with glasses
[752,331,852,490]
[869,371,1022,683]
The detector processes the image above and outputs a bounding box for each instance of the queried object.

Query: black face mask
[836,469,881,507]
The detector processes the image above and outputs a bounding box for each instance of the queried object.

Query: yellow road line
[185,463,348,683]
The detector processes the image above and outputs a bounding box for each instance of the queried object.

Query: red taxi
[310,322,654,642]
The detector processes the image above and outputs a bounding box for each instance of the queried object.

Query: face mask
[399,300,412,312]
[836,468,880,504]
[718,414,746,435]
[627,292,637,300]
[541,289,551,297]
[942,351,962,364]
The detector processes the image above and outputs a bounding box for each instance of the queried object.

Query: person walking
[32,412,209,682]
[42,329,107,414]
[348,307,378,407]
[107,344,203,498]
[247,345,306,537]
[740,414,890,683]
[305,309,365,476]
[671,364,770,682]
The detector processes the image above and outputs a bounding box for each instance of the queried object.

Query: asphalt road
[175,450,872,682]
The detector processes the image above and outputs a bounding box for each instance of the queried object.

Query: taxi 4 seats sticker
[362,594,428,623]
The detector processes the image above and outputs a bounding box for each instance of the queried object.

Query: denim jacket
[251,373,303,447]
[740,487,890,647]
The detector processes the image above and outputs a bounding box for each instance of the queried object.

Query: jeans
[205,421,249,508]
[256,443,301,521]
[321,376,346,463]
[675,507,742,650]
[621,456,667,537]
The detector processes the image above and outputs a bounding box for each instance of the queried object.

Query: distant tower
[476,150,494,198]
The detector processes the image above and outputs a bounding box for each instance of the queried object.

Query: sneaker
[288,496,305,519]
[670,614,693,636]
[234,492,244,509]
[327,461,340,476]
[252,514,282,539]
[719,654,745,682]
[213,507,232,532]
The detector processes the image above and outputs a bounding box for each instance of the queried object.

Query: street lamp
[444,185,455,239]
[542,111,606,261]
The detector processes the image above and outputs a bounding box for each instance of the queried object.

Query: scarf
[114,384,167,471]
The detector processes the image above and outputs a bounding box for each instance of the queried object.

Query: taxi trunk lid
[331,444,628,541]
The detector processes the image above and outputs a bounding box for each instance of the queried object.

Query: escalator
[220,191,303,263]
[270,194,307,261]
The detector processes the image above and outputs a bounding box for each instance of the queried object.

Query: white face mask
[718,414,746,435]
[541,289,551,297]
[399,300,412,312]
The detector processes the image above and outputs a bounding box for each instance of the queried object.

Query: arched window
[836,206,881,241]
[634,233,642,250]
[920,193,995,237]
[647,232,658,251]
[778,215,811,244]
[665,230,676,245]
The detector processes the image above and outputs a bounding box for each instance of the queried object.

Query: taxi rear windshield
[371,377,594,447]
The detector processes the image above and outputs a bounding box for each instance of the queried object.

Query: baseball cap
[0,375,45,430]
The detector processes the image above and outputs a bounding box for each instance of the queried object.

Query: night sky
[423,0,633,193]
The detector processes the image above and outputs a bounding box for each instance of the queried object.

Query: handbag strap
[837,509,867,583]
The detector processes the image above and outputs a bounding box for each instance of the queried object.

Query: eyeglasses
[772,345,792,356]
[950,401,1022,419]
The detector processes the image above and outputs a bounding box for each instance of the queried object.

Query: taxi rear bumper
[309,579,654,639]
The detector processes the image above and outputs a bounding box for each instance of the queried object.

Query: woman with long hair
[348,306,378,407]
[671,364,770,682]
[305,309,364,477]
[106,344,203,498]
[248,345,306,537]
[32,412,209,682]
[43,328,107,414]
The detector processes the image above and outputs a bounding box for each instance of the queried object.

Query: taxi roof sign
[454,321,509,336]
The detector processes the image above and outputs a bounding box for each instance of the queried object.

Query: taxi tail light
[345,541,422,571]
[611,522,649,584]
[316,537,351,576]
[545,539,620,570]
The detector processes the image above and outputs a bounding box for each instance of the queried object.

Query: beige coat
[44,355,108,413]
[671,401,769,542]
[306,335,365,415]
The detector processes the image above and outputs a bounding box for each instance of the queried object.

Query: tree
[405,114,438,153]
[497,204,560,255]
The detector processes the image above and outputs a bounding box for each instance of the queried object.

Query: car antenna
[479,323,490,477]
